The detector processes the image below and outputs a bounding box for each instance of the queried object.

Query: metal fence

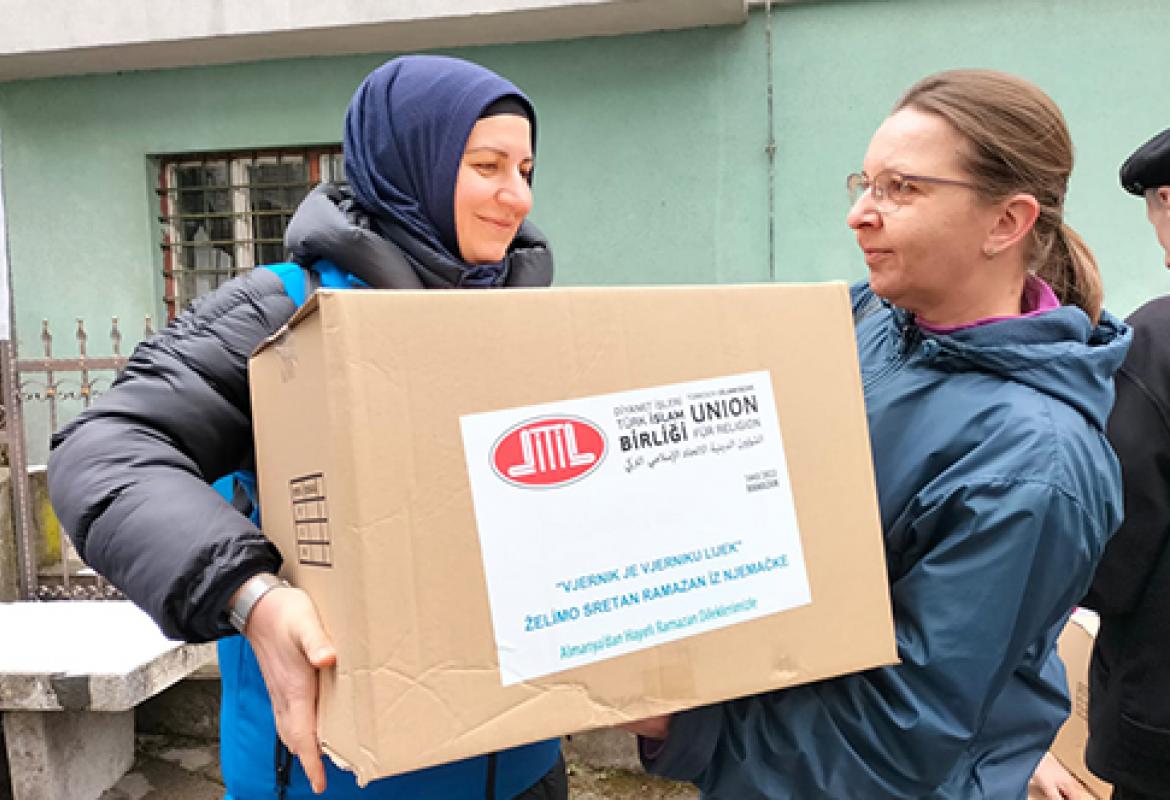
[1,315,153,600]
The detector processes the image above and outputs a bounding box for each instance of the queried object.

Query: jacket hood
[284,183,553,289]
[894,302,1132,431]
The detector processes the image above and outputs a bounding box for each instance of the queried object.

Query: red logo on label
[491,416,607,488]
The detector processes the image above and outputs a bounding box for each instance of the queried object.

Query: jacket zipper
[275,739,293,799]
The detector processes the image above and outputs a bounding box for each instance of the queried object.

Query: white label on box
[460,370,811,685]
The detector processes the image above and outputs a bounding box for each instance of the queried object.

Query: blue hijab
[343,55,536,277]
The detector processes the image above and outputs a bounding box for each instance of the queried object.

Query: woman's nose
[846,192,880,230]
[497,172,533,215]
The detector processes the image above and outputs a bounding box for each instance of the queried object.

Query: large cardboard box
[250,283,897,785]
[1051,609,1111,799]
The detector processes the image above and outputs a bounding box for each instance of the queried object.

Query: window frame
[156,145,344,320]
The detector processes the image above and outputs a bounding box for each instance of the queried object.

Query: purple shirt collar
[917,275,1060,335]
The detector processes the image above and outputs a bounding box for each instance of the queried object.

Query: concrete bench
[0,601,215,800]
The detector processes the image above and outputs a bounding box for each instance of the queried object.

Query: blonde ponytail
[1032,216,1103,325]
[898,70,1104,325]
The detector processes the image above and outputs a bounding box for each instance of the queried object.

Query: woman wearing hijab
[48,55,567,800]
[629,69,1130,799]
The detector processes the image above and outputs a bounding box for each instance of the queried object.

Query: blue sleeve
[643,480,1100,798]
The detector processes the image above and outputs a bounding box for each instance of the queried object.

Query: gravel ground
[98,734,698,800]
[20,729,1091,800]
[566,761,697,800]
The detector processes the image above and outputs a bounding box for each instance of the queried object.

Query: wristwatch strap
[229,573,290,633]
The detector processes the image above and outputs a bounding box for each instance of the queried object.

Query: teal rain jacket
[642,282,1132,799]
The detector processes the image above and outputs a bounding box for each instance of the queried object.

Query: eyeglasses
[846,170,981,213]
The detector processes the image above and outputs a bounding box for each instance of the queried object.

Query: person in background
[48,55,567,800]
[1079,126,1170,800]
[625,69,1131,799]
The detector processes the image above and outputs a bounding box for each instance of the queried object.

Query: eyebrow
[464,146,533,161]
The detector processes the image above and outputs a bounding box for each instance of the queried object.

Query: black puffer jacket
[1082,295,1170,796]
[48,185,553,642]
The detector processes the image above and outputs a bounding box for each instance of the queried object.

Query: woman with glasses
[630,69,1130,799]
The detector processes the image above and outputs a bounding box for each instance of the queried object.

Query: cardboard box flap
[252,289,323,358]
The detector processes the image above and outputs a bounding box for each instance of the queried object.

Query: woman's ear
[984,193,1040,257]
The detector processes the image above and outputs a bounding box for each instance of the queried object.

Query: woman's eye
[473,162,499,174]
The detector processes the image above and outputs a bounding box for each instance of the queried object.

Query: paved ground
[99,735,222,800]
[3,729,1092,800]
[97,734,698,800]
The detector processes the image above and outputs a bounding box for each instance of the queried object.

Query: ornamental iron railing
[1,315,153,600]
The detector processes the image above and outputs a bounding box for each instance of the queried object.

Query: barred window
[156,147,346,319]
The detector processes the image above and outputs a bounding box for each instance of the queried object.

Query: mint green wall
[769,0,1170,314]
[0,23,768,357]
[3,0,1170,461]
[0,24,767,461]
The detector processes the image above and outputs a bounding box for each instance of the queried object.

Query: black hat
[1120,128,1170,195]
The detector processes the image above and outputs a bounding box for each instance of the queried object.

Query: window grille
[157,147,346,319]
